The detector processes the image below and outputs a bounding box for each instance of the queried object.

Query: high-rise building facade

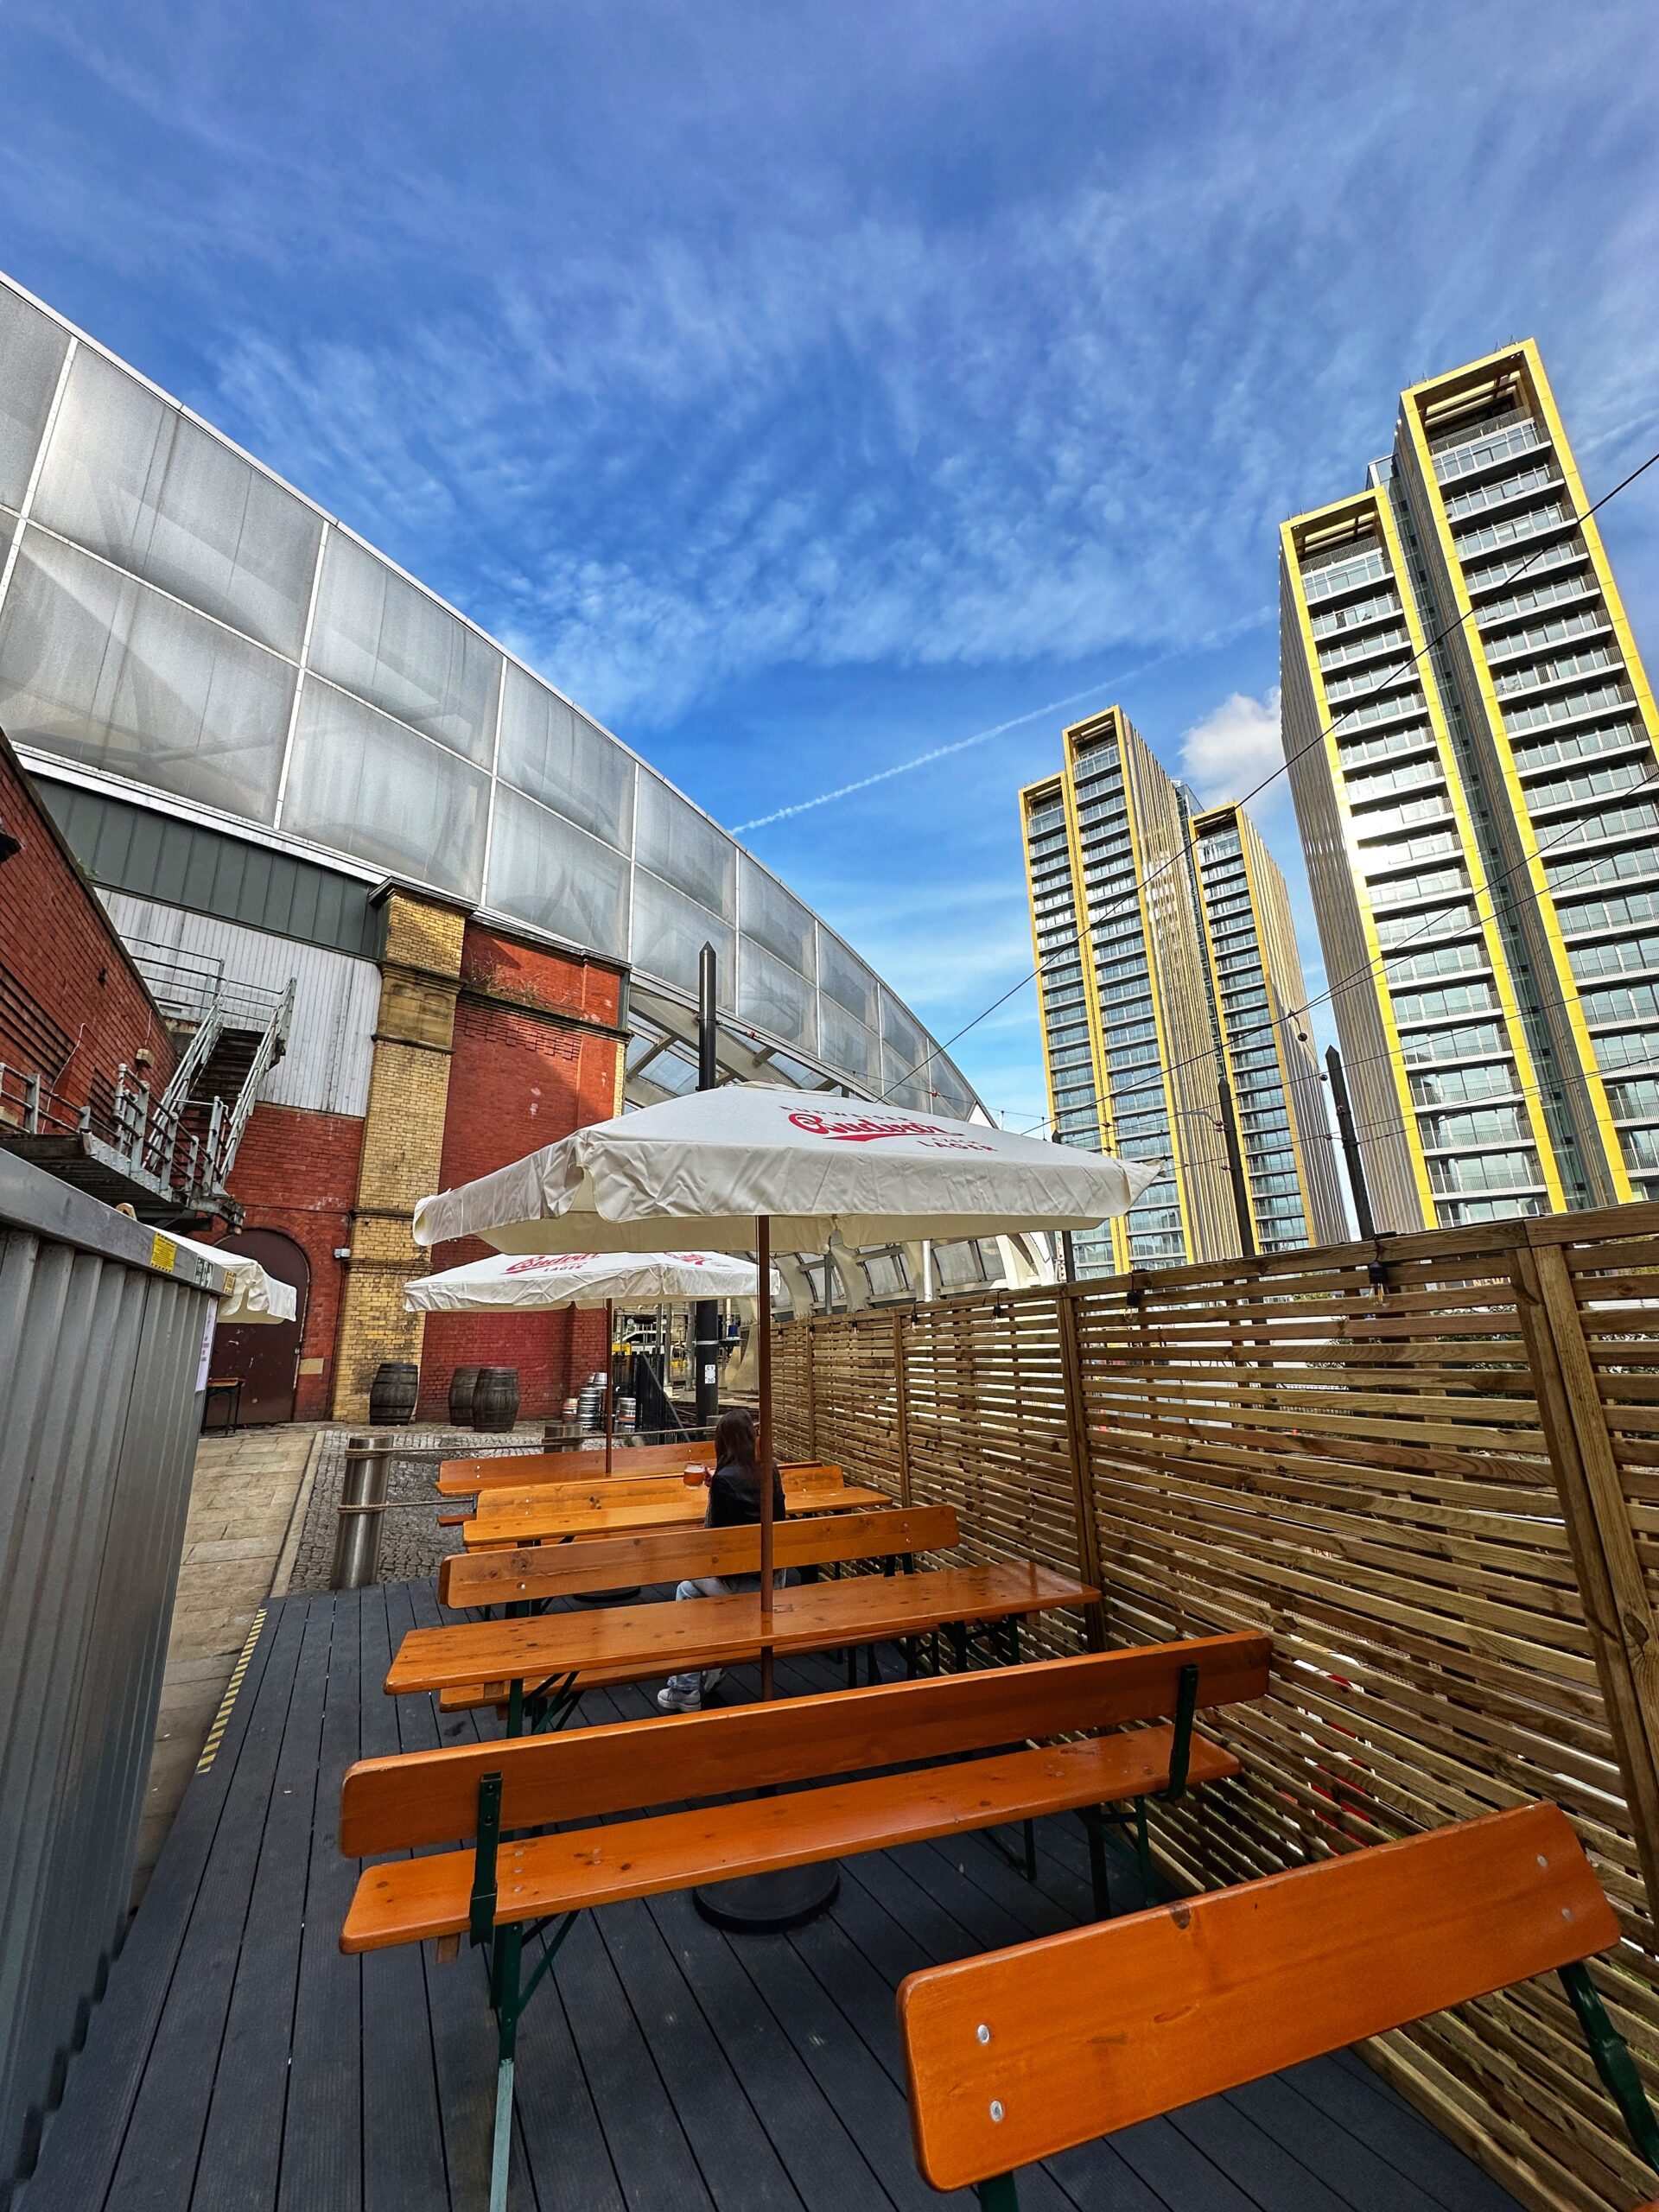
[1189,803,1347,1252]
[1020,706,1342,1270]
[1281,341,1659,1231]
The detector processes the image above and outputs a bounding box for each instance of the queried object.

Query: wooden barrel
[368,1361,418,1427]
[472,1367,520,1432]
[448,1365,481,1427]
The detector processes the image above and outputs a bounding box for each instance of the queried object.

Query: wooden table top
[436,1441,709,1494]
[462,1482,893,1549]
[435,1452,842,1498]
[385,1561,1098,1694]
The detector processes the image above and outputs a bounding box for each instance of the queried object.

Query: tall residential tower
[1189,801,1347,1255]
[1021,706,1343,1271]
[1281,341,1659,1231]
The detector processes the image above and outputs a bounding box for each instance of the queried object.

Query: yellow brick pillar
[330,887,467,1421]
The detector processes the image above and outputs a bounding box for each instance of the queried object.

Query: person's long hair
[713,1408,757,1471]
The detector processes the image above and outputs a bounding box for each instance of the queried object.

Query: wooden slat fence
[773,1202,1659,2212]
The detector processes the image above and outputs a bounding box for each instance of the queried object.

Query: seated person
[658,1408,789,1713]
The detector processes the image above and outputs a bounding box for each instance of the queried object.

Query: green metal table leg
[977,2177,1020,2210]
[488,1920,524,2212]
[1082,1803,1110,1918]
[505,1678,524,1738]
[488,2051,514,2212]
[1134,1797,1158,1906]
[1560,1961,1659,2172]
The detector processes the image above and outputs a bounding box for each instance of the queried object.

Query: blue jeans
[665,1567,795,1700]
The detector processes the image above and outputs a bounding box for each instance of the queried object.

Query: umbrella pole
[757,1215,774,1700]
[574,1294,638,1606]
[694,1211,838,1931]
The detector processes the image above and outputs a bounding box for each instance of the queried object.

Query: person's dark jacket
[705,1455,786,1529]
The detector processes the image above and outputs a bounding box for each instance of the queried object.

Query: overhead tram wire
[878,437,1659,1115]
[1133,755,1659,1179]
[1104,742,1659,1123]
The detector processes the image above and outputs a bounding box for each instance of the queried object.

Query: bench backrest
[897,1801,1616,2193]
[340,1631,1269,1855]
[437,1502,958,1606]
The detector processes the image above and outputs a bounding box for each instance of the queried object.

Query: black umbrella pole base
[571,1586,642,1605]
[693,1862,841,1932]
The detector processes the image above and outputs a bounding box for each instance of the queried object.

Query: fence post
[893,1312,912,1507]
[331,1433,394,1590]
[1055,1285,1105,1651]
[1514,1235,1659,1920]
[804,1317,818,1460]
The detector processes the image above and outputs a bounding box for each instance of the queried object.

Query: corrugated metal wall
[100,890,380,1118]
[37,775,385,960]
[0,1154,221,2197]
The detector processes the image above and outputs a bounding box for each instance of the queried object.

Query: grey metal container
[0,1152,222,2196]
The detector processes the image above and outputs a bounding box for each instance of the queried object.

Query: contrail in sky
[733,680,1116,832]
[732,618,1269,834]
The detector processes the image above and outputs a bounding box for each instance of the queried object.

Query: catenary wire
[1103,749,1659,1122]
[883,437,1659,1109]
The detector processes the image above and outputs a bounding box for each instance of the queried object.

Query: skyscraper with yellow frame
[1281,341,1659,1230]
[1020,705,1339,1269]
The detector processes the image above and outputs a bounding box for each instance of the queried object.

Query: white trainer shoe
[657,1684,701,1713]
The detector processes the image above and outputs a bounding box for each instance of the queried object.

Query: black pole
[694,943,721,1436]
[1326,1045,1376,1241]
[1051,1128,1075,1285]
[1217,1072,1255,1260]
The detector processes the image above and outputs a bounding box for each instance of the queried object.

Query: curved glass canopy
[0,272,980,1126]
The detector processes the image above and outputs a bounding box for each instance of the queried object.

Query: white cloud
[56,0,1637,753]
[1179,688,1286,812]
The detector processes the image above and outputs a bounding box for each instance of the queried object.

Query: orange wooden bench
[437,1500,959,1609]
[339,1634,1268,2212]
[897,1801,1659,2209]
[433,1502,964,1719]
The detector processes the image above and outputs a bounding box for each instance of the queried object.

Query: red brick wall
[419,925,623,1421]
[460,925,624,1028]
[226,1102,364,1420]
[0,741,175,1123]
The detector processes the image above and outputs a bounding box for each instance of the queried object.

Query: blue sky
[3,0,1657,1128]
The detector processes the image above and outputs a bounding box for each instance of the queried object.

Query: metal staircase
[0,940,294,1226]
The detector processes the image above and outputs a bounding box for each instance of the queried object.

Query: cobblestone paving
[287,1423,556,1592]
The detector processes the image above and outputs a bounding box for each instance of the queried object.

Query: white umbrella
[411,1084,1156,1256]
[404,1248,763,1312]
[413,1084,1161,1666]
[170,1231,297,1325]
[404,1248,765,1470]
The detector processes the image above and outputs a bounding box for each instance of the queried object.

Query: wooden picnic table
[385,1561,1096,1699]
[461,1478,892,1549]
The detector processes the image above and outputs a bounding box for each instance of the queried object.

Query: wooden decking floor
[21,1582,1528,2212]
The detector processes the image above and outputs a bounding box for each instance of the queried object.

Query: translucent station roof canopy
[0,272,979,1122]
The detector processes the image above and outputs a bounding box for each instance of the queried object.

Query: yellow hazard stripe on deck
[196,1607,267,1774]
